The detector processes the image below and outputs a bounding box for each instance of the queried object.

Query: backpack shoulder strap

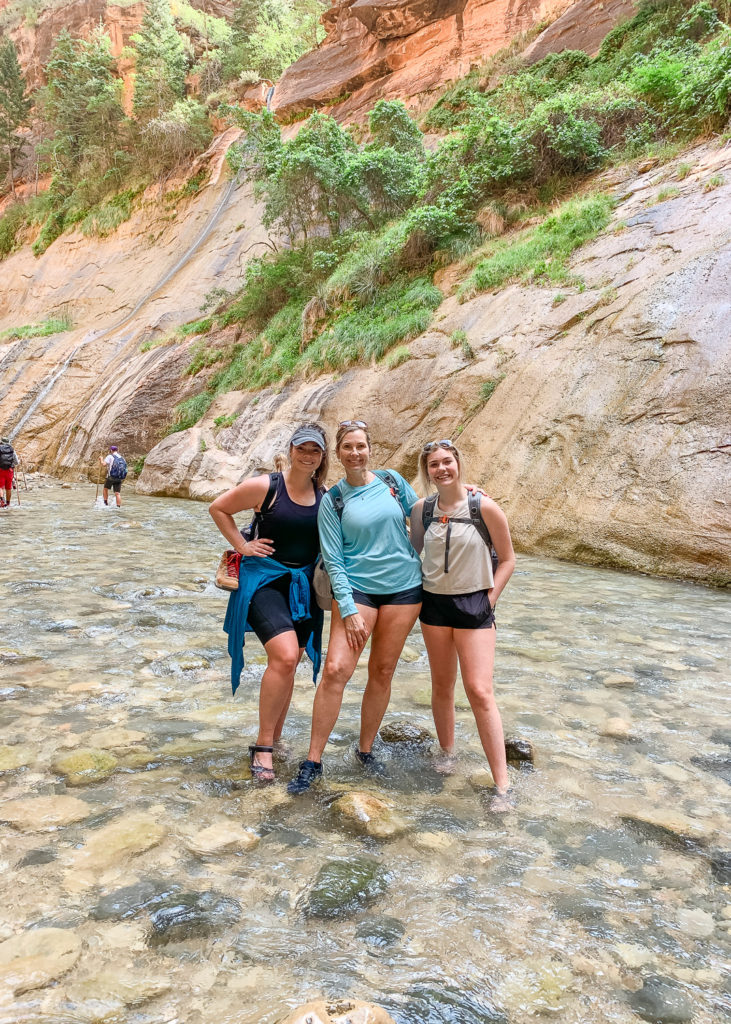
[327,482,345,520]
[422,494,439,531]
[374,469,408,521]
[467,490,492,547]
[260,472,280,516]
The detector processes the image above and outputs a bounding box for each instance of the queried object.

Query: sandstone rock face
[271,0,635,120]
[136,143,731,585]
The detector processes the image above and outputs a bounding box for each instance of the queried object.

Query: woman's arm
[481,498,515,605]
[209,475,273,558]
[410,499,426,555]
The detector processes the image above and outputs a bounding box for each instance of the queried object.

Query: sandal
[249,744,275,783]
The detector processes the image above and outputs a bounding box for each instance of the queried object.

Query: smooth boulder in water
[148,890,241,945]
[91,879,182,921]
[300,857,387,919]
[628,975,694,1023]
[505,737,534,766]
[355,915,406,948]
[280,1000,396,1024]
[379,721,432,748]
[51,748,118,786]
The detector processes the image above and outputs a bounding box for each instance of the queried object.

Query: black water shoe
[287,759,323,795]
[355,748,386,777]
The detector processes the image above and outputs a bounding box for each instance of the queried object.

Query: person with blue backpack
[288,419,423,795]
[99,445,128,507]
[410,439,516,810]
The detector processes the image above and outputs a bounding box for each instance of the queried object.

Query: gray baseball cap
[289,426,325,449]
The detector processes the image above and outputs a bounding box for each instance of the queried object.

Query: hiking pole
[17,454,28,490]
[15,469,20,506]
[95,462,101,505]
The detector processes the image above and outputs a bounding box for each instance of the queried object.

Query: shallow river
[0,485,729,1024]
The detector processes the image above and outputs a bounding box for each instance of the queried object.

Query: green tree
[222,0,326,82]
[0,39,31,197]
[132,0,187,119]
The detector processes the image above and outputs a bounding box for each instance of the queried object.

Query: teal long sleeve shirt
[317,470,422,619]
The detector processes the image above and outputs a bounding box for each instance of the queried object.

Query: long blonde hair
[418,440,465,494]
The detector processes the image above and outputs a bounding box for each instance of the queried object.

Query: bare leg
[358,602,421,753]
[454,626,509,791]
[103,486,109,505]
[116,490,121,507]
[254,631,301,773]
[421,623,459,752]
[306,602,377,762]
[273,647,304,741]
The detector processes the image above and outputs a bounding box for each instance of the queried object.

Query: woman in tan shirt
[410,440,516,807]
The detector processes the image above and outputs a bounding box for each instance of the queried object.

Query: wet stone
[281,1000,397,1024]
[331,792,408,840]
[19,847,58,867]
[505,737,535,766]
[709,849,731,885]
[90,879,183,921]
[0,745,34,772]
[0,794,92,831]
[51,748,118,786]
[628,975,694,1023]
[710,729,731,747]
[0,926,82,994]
[690,754,731,784]
[386,983,507,1024]
[379,722,432,747]
[355,915,406,948]
[301,858,387,919]
[148,890,241,946]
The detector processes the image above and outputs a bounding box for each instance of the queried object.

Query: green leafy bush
[168,392,213,432]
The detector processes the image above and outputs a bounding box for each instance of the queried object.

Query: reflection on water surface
[0,485,729,1024]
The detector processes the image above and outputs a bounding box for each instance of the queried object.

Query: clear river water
[1,484,729,1024]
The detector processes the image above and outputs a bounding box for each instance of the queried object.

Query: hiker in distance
[0,437,19,508]
[99,445,128,507]
[410,439,515,809]
[209,423,329,782]
[288,419,424,795]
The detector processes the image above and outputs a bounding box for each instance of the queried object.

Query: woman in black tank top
[210,423,329,782]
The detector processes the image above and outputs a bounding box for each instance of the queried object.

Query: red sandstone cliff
[271,0,637,120]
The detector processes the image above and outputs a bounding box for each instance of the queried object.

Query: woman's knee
[320,662,350,693]
[267,647,299,676]
[367,659,397,689]
[465,684,495,714]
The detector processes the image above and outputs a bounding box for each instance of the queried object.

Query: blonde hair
[418,441,464,494]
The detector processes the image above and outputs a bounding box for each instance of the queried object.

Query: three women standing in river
[210,419,515,800]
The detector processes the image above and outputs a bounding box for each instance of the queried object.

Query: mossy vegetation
[0,312,72,341]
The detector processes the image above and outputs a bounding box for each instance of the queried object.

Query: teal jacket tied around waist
[223,556,322,695]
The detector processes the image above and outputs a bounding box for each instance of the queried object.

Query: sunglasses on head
[339,420,368,429]
[422,439,456,453]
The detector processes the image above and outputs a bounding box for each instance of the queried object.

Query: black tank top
[257,474,322,567]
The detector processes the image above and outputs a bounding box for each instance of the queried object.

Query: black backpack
[422,490,498,575]
[0,443,14,470]
[327,469,409,524]
[241,472,321,541]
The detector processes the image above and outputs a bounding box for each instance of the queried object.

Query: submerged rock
[90,879,182,921]
[600,717,635,740]
[148,890,241,945]
[184,821,260,857]
[0,794,92,831]
[67,969,171,1007]
[301,858,387,918]
[690,754,731,784]
[628,975,694,1023]
[0,745,35,772]
[0,926,82,994]
[709,849,731,885]
[51,748,118,786]
[331,792,408,840]
[355,916,406,948]
[280,1000,396,1024]
[505,737,535,765]
[622,809,708,850]
[70,813,166,872]
[379,722,432,747]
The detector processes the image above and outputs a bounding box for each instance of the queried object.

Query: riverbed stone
[0,927,82,994]
[379,721,432,746]
[676,907,714,938]
[413,831,459,854]
[690,753,731,784]
[331,792,408,840]
[70,813,166,872]
[148,890,241,945]
[51,748,118,786]
[184,822,260,857]
[628,975,694,1022]
[280,1000,396,1024]
[301,858,387,918]
[84,727,147,748]
[601,673,635,687]
[0,745,34,772]
[614,943,656,968]
[399,645,421,663]
[91,879,183,920]
[355,915,406,948]
[67,969,171,1006]
[505,737,535,765]
[0,794,92,832]
[600,717,634,740]
[500,958,574,1015]
[710,849,731,884]
[621,809,708,848]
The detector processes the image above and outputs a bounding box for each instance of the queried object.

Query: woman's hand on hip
[343,612,369,650]
[240,537,275,558]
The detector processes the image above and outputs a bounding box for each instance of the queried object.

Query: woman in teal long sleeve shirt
[288,421,422,794]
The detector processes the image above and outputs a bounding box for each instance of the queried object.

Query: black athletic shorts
[420,589,495,630]
[351,584,423,610]
[248,575,313,647]
[104,477,122,492]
